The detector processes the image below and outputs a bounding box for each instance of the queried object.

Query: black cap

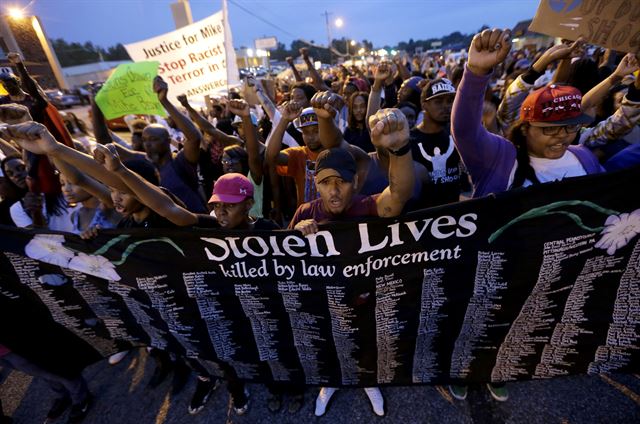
[315,148,356,183]
[0,71,18,82]
[421,78,456,102]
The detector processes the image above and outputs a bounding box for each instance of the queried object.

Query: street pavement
[1,348,639,424]
[3,108,639,424]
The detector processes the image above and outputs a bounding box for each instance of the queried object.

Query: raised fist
[369,108,410,151]
[467,28,512,76]
[227,99,250,117]
[299,47,310,61]
[94,143,123,173]
[534,38,585,72]
[0,103,32,124]
[153,76,168,101]
[612,53,639,79]
[280,101,303,122]
[310,91,344,119]
[286,56,294,66]
[176,94,189,107]
[3,121,58,155]
[375,61,392,82]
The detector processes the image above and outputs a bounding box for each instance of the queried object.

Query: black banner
[1,167,639,386]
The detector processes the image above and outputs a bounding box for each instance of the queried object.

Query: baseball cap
[208,173,254,204]
[0,71,18,82]
[315,148,356,183]
[402,76,424,93]
[421,78,456,102]
[294,107,318,128]
[521,84,593,127]
[231,112,258,127]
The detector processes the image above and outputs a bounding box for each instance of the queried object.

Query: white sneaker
[364,387,385,416]
[108,351,128,365]
[314,387,337,417]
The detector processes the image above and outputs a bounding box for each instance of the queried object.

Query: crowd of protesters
[1,26,639,422]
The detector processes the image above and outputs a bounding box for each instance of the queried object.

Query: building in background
[511,19,557,52]
[62,60,131,88]
[0,11,67,89]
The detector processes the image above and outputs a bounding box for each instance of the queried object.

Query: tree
[50,38,130,67]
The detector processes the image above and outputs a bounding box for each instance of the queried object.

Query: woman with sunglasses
[452,28,606,198]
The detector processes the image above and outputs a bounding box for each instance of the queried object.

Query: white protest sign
[125,11,239,103]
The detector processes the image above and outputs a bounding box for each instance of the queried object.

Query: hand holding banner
[529,0,640,53]
[95,61,166,120]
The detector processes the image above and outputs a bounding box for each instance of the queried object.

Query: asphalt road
[1,347,639,424]
[3,108,639,424]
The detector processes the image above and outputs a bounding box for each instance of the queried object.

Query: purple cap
[208,173,254,204]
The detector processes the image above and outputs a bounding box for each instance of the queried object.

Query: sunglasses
[540,124,582,136]
[221,158,241,166]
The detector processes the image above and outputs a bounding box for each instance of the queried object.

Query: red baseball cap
[208,173,254,204]
[520,84,593,127]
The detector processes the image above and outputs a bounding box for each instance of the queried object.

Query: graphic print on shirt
[417,135,459,184]
[304,159,319,203]
[419,136,456,183]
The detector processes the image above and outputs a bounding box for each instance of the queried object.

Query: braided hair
[508,120,541,189]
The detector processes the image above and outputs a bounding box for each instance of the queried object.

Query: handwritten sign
[529,0,640,53]
[95,62,165,120]
[125,11,238,103]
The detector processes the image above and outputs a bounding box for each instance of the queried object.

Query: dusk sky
[8,0,542,50]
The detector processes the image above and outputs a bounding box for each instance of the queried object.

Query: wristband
[387,143,411,156]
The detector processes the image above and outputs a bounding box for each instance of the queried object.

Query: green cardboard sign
[95,62,166,120]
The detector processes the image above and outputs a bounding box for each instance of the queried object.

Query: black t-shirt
[344,127,374,153]
[117,210,178,229]
[409,128,462,208]
[0,200,16,227]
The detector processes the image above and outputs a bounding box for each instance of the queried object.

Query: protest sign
[529,0,640,52]
[125,11,239,103]
[1,166,639,386]
[94,61,165,120]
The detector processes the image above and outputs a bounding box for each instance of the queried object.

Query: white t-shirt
[265,110,300,148]
[10,200,80,232]
[507,150,586,189]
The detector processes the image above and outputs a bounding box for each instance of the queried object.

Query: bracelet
[387,143,411,156]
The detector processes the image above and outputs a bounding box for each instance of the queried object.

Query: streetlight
[335,17,343,28]
[347,39,356,57]
[7,7,25,19]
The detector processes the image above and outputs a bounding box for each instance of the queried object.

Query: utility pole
[171,0,193,29]
[322,11,333,65]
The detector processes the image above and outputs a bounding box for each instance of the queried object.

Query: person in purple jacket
[449,28,605,403]
[452,28,603,201]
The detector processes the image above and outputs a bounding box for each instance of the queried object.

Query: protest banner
[529,0,640,52]
[1,166,639,387]
[124,10,240,104]
[94,61,165,120]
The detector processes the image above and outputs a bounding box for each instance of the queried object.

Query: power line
[227,0,297,40]
[227,0,343,54]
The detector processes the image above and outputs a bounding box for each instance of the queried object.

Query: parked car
[45,90,83,109]
[87,109,146,131]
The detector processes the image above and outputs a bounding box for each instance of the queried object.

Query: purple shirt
[289,194,379,228]
[451,66,603,198]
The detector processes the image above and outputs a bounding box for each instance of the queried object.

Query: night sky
[7,0,542,50]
